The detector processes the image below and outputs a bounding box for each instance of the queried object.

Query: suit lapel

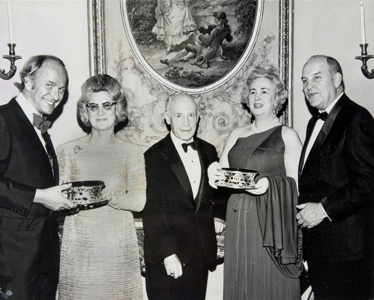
[299,118,316,176]
[301,96,345,176]
[195,140,208,211]
[161,134,195,204]
[11,99,56,181]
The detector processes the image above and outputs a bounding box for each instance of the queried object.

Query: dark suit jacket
[299,94,374,263]
[142,133,219,268]
[0,99,59,284]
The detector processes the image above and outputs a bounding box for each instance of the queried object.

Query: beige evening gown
[57,139,145,300]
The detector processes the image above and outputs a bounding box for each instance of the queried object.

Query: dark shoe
[160,59,169,65]
[194,56,204,66]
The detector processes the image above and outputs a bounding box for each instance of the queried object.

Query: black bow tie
[33,113,51,134]
[181,140,199,153]
[314,111,328,121]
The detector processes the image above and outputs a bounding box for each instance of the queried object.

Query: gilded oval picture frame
[120,0,263,93]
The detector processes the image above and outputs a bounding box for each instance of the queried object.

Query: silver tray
[215,168,258,190]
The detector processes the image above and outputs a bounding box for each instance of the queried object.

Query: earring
[272,106,278,115]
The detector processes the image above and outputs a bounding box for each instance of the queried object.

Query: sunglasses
[86,102,117,113]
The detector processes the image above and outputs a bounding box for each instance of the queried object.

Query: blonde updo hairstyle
[242,65,287,116]
[77,74,127,127]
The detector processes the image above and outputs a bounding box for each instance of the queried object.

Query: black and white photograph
[0,0,373,299]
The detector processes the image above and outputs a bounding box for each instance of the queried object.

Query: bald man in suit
[297,55,374,299]
[142,93,224,300]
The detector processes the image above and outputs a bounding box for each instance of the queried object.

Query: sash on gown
[256,175,303,279]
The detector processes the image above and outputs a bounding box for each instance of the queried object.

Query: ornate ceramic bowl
[216,168,258,190]
[64,181,105,204]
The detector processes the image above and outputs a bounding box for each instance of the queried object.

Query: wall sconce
[1,1,22,80]
[0,43,22,80]
[355,44,374,79]
[355,2,374,79]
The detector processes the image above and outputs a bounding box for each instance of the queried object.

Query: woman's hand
[208,162,225,189]
[101,189,112,202]
[245,177,269,195]
[102,189,119,207]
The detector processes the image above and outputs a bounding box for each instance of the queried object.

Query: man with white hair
[142,92,224,300]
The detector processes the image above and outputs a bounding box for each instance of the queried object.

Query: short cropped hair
[14,55,68,91]
[77,74,127,127]
[242,65,287,115]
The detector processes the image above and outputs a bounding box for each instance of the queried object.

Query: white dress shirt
[303,93,343,167]
[15,94,49,154]
[171,131,202,199]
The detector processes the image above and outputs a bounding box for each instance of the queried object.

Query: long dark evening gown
[223,126,300,300]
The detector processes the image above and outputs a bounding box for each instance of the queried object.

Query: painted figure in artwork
[152,0,197,54]
[160,11,233,69]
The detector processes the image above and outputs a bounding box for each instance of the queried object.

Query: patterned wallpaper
[109,36,276,156]
[98,0,284,155]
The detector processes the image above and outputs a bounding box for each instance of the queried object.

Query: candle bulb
[7,0,14,44]
[360,1,366,45]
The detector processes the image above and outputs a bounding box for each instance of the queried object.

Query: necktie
[41,132,59,184]
[181,140,199,153]
[33,113,54,174]
[33,113,51,134]
[33,114,58,183]
[313,111,328,121]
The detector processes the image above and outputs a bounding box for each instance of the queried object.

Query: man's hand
[296,203,326,229]
[246,177,269,195]
[34,183,77,211]
[214,217,225,234]
[208,162,225,189]
[164,254,183,279]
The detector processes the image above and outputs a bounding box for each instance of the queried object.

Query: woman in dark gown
[209,65,303,299]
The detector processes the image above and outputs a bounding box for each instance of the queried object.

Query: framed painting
[119,0,263,93]
[88,0,292,93]
[88,0,294,150]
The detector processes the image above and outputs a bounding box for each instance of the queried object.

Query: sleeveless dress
[223,126,300,300]
[56,140,145,300]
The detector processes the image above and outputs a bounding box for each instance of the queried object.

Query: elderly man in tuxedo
[296,55,374,299]
[0,55,76,300]
[142,92,224,300]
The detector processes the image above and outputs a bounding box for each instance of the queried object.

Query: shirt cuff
[319,202,331,222]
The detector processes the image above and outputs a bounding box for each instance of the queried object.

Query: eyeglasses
[86,102,117,113]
